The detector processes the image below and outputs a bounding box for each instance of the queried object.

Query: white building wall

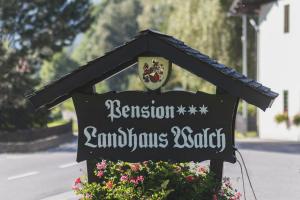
[258,0,300,140]
[258,0,300,141]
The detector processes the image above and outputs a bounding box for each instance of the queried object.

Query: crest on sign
[138,57,170,90]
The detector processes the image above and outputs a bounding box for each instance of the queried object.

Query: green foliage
[137,0,246,93]
[40,51,79,85]
[292,114,300,126]
[237,103,257,117]
[0,0,93,57]
[72,160,241,200]
[47,119,69,128]
[0,43,50,130]
[0,0,93,131]
[68,0,256,94]
[274,113,289,124]
[0,106,49,130]
[71,0,141,91]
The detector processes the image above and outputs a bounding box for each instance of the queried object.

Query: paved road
[0,139,300,200]
[225,140,300,200]
[0,139,84,200]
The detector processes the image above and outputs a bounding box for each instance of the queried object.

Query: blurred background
[0,0,299,199]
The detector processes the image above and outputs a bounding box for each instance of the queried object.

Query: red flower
[74,177,81,184]
[130,178,138,185]
[97,171,104,178]
[185,175,195,182]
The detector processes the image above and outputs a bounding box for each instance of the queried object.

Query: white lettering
[84,126,97,148]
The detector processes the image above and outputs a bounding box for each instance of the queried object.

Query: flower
[137,175,144,183]
[106,180,114,189]
[130,163,141,172]
[74,177,81,184]
[231,192,242,200]
[130,178,139,185]
[213,194,218,200]
[97,170,104,178]
[143,161,149,165]
[73,160,240,199]
[96,160,107,170]
[223,177,231,187]
[85,193,92,199]
[197,166,207,174]
[185,175,195,182]
[120,175,128,182]
[72,185,80,191]
[72,177,82,191]
[174,166,181,173]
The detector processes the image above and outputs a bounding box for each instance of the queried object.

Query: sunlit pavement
[225,140,300,200]
[0,139,83,200]
[0,139,299,200]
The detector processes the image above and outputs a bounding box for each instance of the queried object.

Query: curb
[40,191,77,200]
[0,133,75,153]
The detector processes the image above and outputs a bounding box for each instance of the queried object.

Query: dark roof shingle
[27,29,278,110]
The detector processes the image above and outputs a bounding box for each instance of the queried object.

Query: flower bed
[73,160,241,200]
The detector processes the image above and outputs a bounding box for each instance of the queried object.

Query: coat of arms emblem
[138,57,170,90]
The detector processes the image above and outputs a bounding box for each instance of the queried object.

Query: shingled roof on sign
[26,29,278,111]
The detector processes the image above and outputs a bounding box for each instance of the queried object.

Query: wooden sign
[73,91,237,163]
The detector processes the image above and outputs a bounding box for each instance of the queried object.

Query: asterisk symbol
[177,105,186,115]
[188,105,197,115]
[199,105,208,115]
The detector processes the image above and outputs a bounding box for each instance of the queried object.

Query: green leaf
[161,179,169,189]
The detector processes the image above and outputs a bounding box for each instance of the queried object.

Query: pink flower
[185,175,195,182]
[213,194,218,200]
[72,185,80,191]
[74,177,81,184]
[137,175,144,183]
[197,166,207,174]
[120,175,128,182]
[96,160,107,170]
[97,170,104,178]
[130,163,141,172]
[143,161,149,165]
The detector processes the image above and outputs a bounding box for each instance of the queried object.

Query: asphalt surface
[0,139,84,200]
[0,139,299,200]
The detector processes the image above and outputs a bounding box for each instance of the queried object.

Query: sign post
[27,30,278,195]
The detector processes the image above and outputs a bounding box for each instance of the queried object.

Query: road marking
[58,162,78,169]
[3,155,29,160]
[40,191,77,200]
[7,171,39,181]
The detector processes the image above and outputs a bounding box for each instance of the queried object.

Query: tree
[0,0,93,130]
[138,0,243,93]
[40,51,79,85]
[71,0,142,91]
